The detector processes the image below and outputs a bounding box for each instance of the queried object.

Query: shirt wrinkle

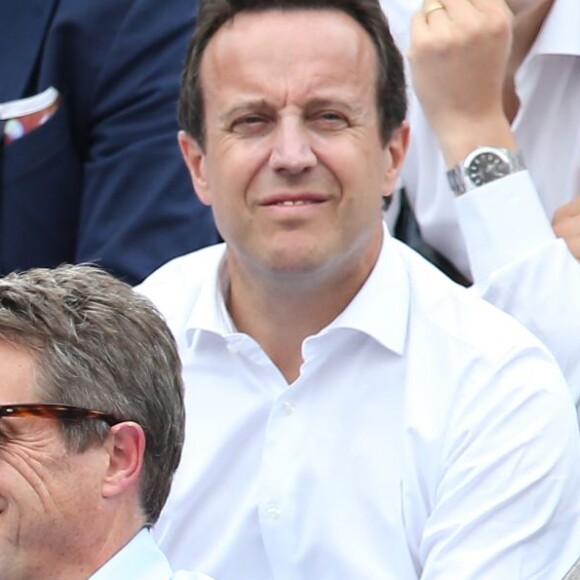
[137,223,580,580]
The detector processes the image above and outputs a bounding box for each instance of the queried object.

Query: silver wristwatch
[447,147,526,195]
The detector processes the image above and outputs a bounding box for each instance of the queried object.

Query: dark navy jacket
[0,0,218,284]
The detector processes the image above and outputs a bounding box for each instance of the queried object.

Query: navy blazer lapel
[0,0,59,102]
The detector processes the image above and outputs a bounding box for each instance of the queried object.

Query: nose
[269,118,317,175]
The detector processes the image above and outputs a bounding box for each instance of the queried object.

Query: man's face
[0,341,106,579]
[181,9,407,285]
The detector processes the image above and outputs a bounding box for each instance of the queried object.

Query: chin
[262,239,323,271]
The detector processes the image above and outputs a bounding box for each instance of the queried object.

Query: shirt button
[283,402,295,415]
[266,506,281,520]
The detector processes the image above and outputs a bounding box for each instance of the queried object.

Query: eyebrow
[220,97,364,123]
[219,99,271,124]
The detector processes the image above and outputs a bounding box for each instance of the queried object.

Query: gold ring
[424,2,445,18]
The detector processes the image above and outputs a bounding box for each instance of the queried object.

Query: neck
[226,247,379,383]
[51,510,144,580]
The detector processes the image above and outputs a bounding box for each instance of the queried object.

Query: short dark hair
[0,264,185,524]
[179,0,407,148]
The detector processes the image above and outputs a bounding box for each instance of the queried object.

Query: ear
[382,121,410,198]
[101,422,145,500]
[178,130,212,206]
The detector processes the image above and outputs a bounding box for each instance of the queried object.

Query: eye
[311,111,349,130]
[230,114,271,136]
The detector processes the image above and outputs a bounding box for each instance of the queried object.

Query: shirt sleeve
[455,171,580,418]
[420,345,580,579]
[76,0,218,285]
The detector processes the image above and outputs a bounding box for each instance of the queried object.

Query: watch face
[467,152,510,186]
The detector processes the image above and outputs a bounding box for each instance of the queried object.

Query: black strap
[394,188,471,287]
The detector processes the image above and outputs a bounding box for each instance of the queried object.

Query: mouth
[272,200,319,207]
[261,193,328,208]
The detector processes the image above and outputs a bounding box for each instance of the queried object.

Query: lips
[260,193,328,207]
[275,200,314,206]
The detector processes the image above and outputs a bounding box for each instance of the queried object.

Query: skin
[409,0,580,257]
[409,0,554,161]
[553,197,580,259]
[505,0,553,15]
[409,0,519,164]
[179,9,408,382]
[0,341,145,579]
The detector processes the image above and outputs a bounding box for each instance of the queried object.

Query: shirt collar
[185,246,233,345]
[528,0,580,58]
[186,226,410,355]
[90,529,173,579]
[321,226,410,355]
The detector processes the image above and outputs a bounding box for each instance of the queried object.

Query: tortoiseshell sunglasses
[0,404,123,426]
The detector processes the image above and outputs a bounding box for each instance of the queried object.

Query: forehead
[200,8,378,103]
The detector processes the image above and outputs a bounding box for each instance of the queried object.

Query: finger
[563,235,580,260]
[553,214,580,241]
[554,197,580,221]
[420,0,457,28]
[423,0,447,23]
[430,0,479,23]
[412,0,451,40]
[469,0,515,37]
[470,0,511,15]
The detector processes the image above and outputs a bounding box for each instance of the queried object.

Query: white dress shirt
[381,0,580,414]
[138,231,580,580]
[90,528,214,580]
